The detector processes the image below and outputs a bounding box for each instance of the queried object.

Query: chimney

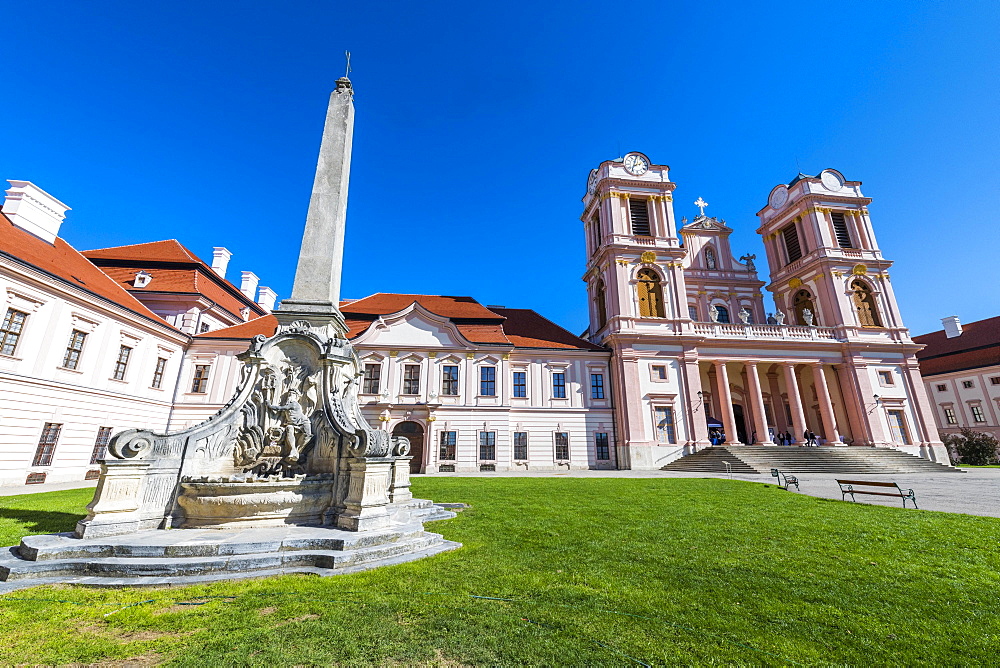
[942,315,963,339]
[240,271,259,301]
[211,247,232,278]
[257,286,278,313]
[2,180,71,244]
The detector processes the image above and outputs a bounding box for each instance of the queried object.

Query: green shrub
[943,428,1000,465]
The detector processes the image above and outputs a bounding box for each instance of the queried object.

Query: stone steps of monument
[663,446,958,474]
[0,531,453,585]
[0,538,461,594]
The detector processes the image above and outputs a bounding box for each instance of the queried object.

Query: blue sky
[2,1,997,336]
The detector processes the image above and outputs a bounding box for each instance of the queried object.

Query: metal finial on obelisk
[345,50,352,78]
[694,197,709,217]
[277,73,355,331]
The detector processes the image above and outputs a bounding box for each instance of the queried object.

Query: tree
[942,428,1000,466]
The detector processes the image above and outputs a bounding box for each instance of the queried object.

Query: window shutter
[831,212,853,248]
[782,224,802,263]
[629,199,651,236]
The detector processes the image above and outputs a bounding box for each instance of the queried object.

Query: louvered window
[782,224,802,263]
[629,199,651,236]
[831,212,853,248]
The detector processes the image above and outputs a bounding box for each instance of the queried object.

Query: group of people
[707,426,821,446]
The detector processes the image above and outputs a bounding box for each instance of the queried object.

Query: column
[767,370,788,432]
[744,362,775,445]
[812,364,844,445]
[682,354,710,448]
[782,363,807,445]
[713,361,740,446]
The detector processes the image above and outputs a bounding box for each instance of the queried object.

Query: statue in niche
[802,308,815,326]
[739,253,756,271]
[739,308,751,324]
[709,304,720,323]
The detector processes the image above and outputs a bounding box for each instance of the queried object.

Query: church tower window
[792,290,818,326]
[636,269,666,318]
[850,280,882,327]
[782,224,802,264]
[629,199,651,236]
[705,246,717,269]
[714,305,730,324]
[831,212,854,248]
[594,279,607,329]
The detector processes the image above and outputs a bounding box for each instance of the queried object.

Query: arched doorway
[392,421,425,474]
[732,404,749,444]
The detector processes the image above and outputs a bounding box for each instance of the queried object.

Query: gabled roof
[342,293,503,320]
[490,308,605,351]
[914,316,1000,376]
[0,212,180,332]
[83,239,203,263]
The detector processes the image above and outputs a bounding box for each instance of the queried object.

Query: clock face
[587,169,599,195]
[623,153,649,176]
[820,169,844,191]
[769,186,789,209]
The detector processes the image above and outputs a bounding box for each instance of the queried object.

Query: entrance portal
[732,404,749,444]
[392,421,425,473]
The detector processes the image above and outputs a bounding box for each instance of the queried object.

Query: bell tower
[756,169,908,340]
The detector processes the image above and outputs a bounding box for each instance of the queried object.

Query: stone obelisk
[277,76,355,332]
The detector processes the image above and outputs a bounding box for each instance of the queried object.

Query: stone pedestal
[75,460,150,539]
[388,457,413,504]
[336,457,393,532]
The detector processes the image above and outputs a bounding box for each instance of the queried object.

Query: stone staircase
[0,503,461,593]
[662,446,959,474]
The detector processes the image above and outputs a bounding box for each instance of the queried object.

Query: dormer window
[133,271,153,288]
[629,199,651,236]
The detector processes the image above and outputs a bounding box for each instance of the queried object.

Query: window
[793,290,818,326]
[936,384,947,392]
[479,431,496,460]
[441,365,459,395]
[90,426,113,464]
[152,357,167,389]
[439,431,456,460]
[704,246,717,269]
[191,364,211,393]
[688,305,698,321]
[1,308,27,356]
[480,366,496,396]
[850,280,882,327]
[714,305,731,324]
[595,432,610,460]
[199,322,210,333]
[971,405,986,423]
[403,364,421,394]
[782,224,802,263]
[112,345,132,380]
[555,432,569,460]
[629,198,651,236]
[595,279,607,329]
[655,407,676,443]
[591,373,605,399]
[513,432,528,460]
[830,212,854,248]
[512,371,527,398]
[651,365,667,381]
[32,422,62,466]
[962,380,974,389]
[362,363,381,394]
[943,407,958,425]
[991,377,1000,386]
[877,370,894,387]
[552,372,567,399]
[636,269,666,318]
[886,410,911,445]
[62,330,87,369]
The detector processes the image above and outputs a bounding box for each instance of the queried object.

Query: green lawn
[2,478,999,666]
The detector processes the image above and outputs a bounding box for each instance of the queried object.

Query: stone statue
[739,253,756,271]
[803,308,815,326]
[709,304,720,323]
[268,388,313,465]
[739,308,751,324]
[766,313,777,325]
[774,310,786,325]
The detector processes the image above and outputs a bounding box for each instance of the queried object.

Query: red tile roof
[83,239,203,263]
[0,212,180,331]
[914,316,1000,376]
[199,294,605,352]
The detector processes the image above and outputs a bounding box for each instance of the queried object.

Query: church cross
[345,50,352,77]
[694,197,709,217]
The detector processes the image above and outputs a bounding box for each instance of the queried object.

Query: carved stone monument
[0,77,459,591]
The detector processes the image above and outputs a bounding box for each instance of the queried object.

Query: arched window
[850,280,882,327]
[636,269,666,318]
[715,305,730,323]
[594,279,607,329]
[793,290,818,326]
[704,246,717,269]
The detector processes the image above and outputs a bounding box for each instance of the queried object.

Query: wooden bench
[770,468,799,491]
[837,480,917,509]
